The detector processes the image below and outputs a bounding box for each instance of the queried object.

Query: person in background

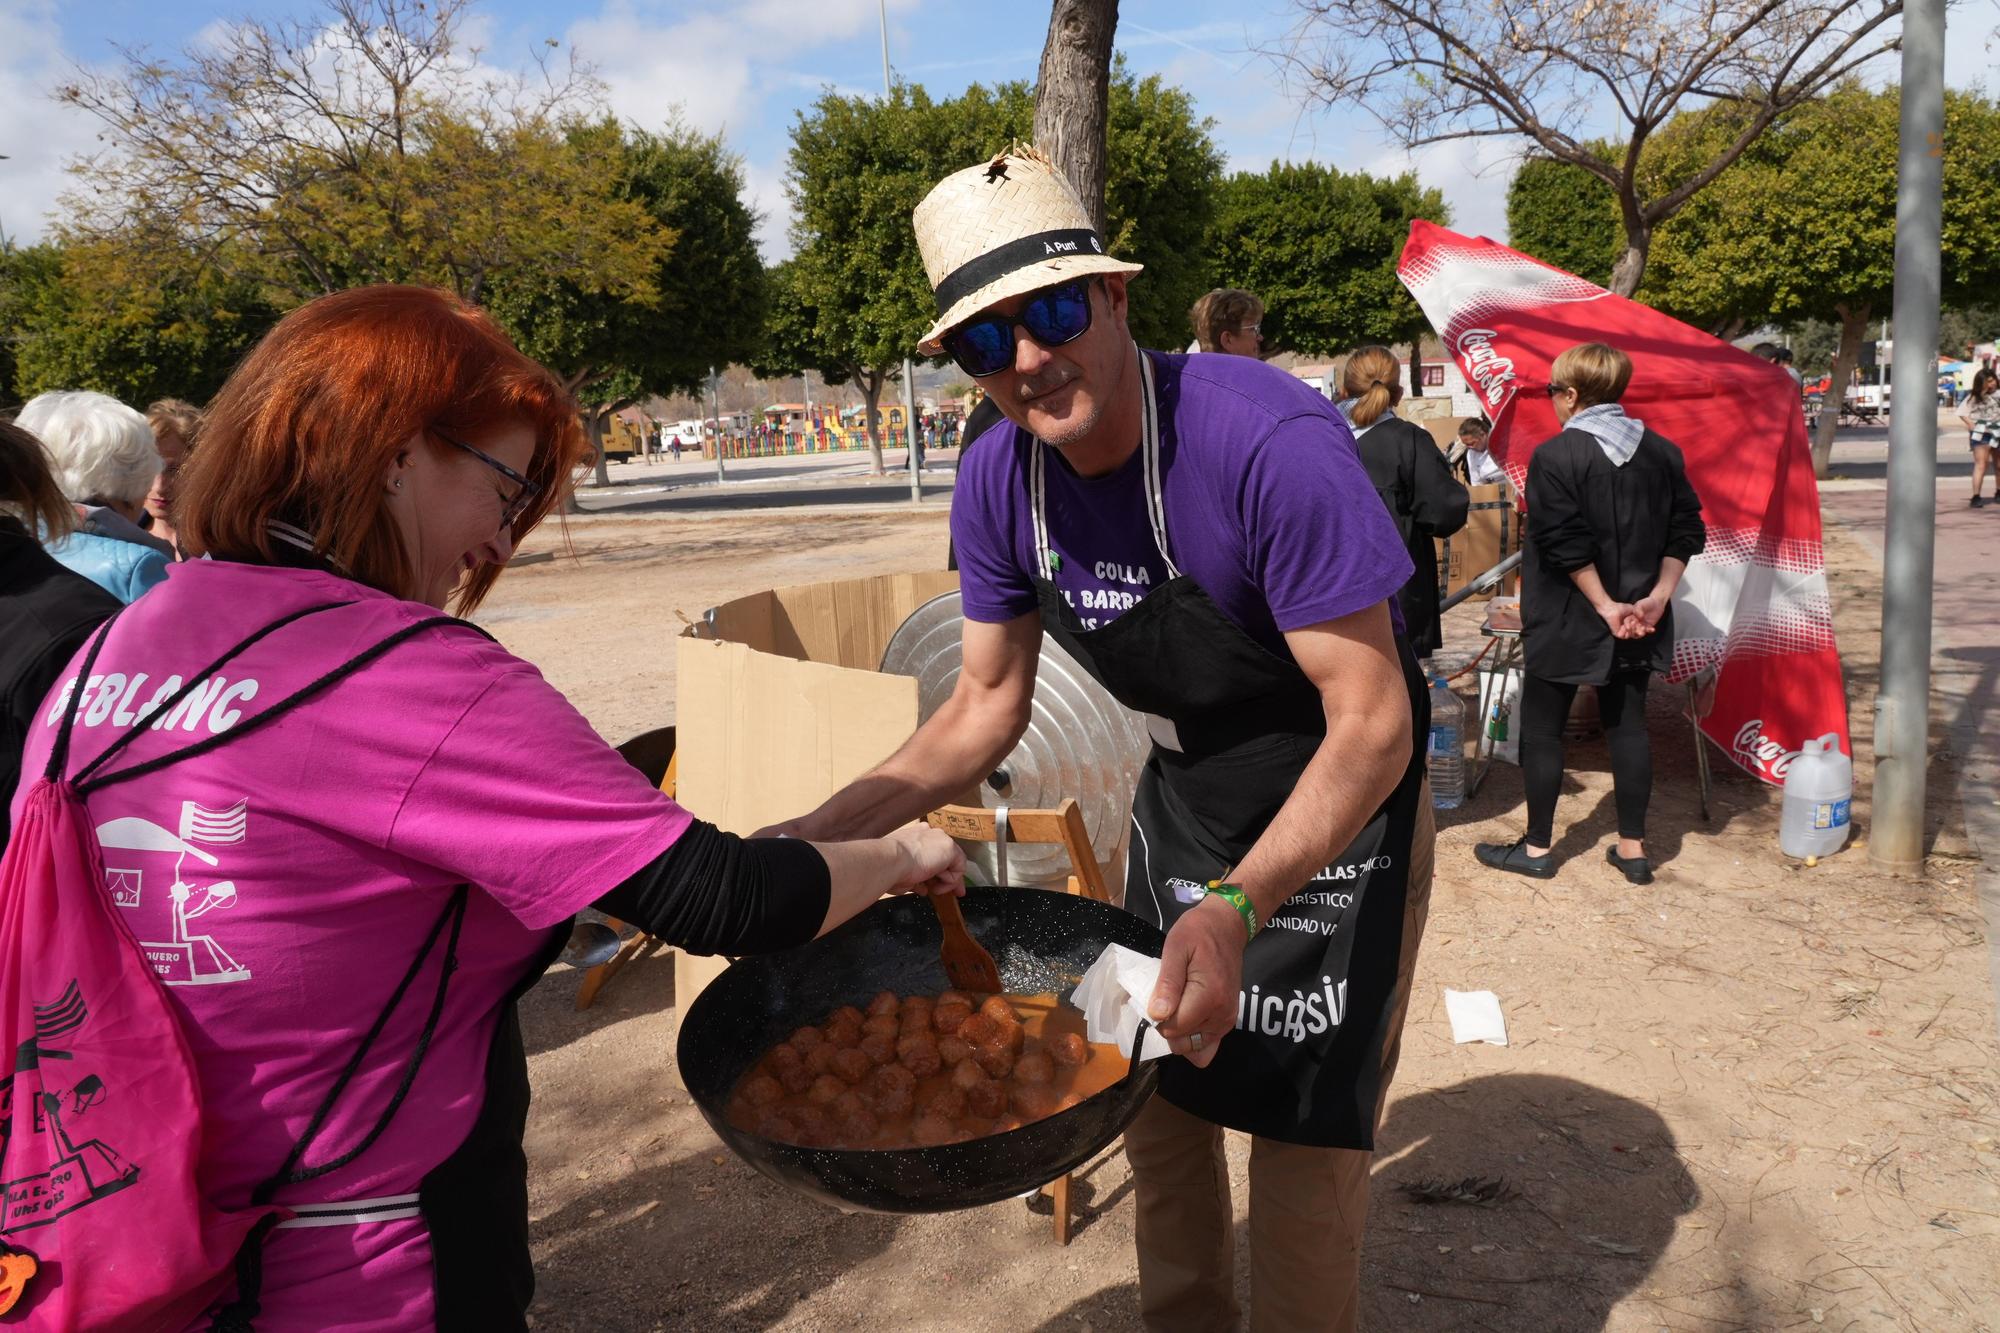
[144,397,202,557]
[1341,346,1469,659]
[1961,366,2000,507]
[1188,288,1266,357]
[16,390,171,602]
[1475,343,1706,886]
[0,418,122,845]
[1774,346,1802,387]
[11,284,964,1326]
[1457,417,1506,486]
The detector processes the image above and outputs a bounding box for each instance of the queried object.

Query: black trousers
[1521,670,1653,847]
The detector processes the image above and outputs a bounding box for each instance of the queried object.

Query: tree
[1211,161,1446,380]
[1274,0,1902,296]
[58,0,669,309]
[1102,68,1225,351]
[1506,155,1620,290]
[1568,87,2000,472]
[3,239,278,407]
[1033,0,1119,231]
[490,119,765,481]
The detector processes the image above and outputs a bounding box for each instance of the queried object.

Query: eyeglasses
[1546,382,1573,397]
[940,280,1096,379]
[1239,324,1262,336]
[433,427,542,531]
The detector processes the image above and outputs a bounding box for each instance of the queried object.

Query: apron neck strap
[1030,343,1180,581]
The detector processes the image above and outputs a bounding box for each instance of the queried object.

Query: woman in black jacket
[1475,343,1705,885]
[0,418,122,844]
[1341,345,1470,657]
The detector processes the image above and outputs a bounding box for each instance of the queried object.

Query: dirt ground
[482,502,1999,1332]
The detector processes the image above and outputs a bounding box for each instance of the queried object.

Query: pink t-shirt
[12,560,689,1330]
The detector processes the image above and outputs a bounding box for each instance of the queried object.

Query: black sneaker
[1975,496,1986,509]
[1606,847,1654,885]
[1475,839,1557,880]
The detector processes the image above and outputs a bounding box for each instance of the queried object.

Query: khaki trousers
[1124,794,1435,1333]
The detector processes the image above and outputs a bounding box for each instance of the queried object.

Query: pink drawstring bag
[0,616,275,1330]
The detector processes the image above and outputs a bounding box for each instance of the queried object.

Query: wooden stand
[925,797,1108,1243]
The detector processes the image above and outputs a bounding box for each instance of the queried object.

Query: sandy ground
[481,493,1999,1332]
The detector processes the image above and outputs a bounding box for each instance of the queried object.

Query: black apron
[1029,352,1428,1149]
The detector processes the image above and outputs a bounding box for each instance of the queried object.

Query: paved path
[1820,410,2000,1042]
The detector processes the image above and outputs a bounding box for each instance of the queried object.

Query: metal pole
[880,0,924,503]
[1871,0,1945,872]
[709,366,726,485]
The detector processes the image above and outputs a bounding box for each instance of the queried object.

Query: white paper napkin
[1443,988,1509,1046]
[1069,943,1174,1061]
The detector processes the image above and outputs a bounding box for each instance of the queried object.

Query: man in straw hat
[772,146,1435,1331]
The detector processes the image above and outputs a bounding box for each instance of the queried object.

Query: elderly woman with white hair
[16,390,172,602]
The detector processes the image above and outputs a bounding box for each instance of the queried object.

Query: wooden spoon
[930,892,1002,993]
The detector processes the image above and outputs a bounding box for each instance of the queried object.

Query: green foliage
[1939,306,2000,359]
[1211,160,1447,356]
[1506,156,1621,289]
[3,240,278,408]
[492,119,766,402]
[1102,69,1225,349]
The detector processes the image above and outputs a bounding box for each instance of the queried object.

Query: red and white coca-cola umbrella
[1397,219,1848,785]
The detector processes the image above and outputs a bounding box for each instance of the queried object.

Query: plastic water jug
[1426,670,1465,810]
[1779,733,1852,858]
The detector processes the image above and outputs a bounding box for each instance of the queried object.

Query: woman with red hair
[9,286,962,1329]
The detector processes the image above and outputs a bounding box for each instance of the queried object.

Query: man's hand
[884,824,966,897]
[1631,593,1669,632]
[1147,897,1248,1068]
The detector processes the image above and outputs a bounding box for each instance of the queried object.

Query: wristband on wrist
[1204,881,1259,941]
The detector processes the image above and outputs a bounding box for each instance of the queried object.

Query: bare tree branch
[1268,0,1905,294]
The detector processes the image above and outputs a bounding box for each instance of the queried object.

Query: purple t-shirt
[952,350,1412,653]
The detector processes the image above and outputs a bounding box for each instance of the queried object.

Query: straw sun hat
[913,144,1143,355]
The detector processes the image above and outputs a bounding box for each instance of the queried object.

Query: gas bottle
[1779,733,1852,859]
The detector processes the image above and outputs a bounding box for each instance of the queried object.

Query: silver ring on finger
[1189,1031,1204,1052]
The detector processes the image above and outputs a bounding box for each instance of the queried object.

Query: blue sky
[5,0,1997,258]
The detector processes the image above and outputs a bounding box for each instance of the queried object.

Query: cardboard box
[1436,482,1521,602]
[670,571,959,1009]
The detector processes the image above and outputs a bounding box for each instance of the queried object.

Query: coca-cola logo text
[1456,327,1518,405]
[1731,719,1797,780]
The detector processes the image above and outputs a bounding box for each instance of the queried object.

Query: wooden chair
[924,797,1111,1244]
[576,728,677,1011]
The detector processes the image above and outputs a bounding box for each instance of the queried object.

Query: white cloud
[0,0,112,244]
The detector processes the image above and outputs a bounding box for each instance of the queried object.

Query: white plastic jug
[1779,733,1853,858]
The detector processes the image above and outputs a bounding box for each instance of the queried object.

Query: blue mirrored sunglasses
[941,279,1096,378]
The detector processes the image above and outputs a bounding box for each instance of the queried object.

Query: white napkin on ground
[1444,988,1509,1046]
[1069,943,1173,1061]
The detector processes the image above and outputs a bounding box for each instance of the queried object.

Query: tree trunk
[1032,0,1119,233]
[1813,304,1870,479]
[860,373,887,476]
[587,411,611,488]
[1408,341,1425,398]
[1608,231,1651,299]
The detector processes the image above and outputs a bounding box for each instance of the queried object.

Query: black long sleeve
[1663,444,1707,563]
[1525,445,1600,573]
[1406,425,1470,538]
[591,821,832,956]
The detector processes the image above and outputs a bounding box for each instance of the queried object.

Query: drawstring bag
[1,603,477,1329]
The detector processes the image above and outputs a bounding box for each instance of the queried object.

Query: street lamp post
[880,0,924,504]
[1871,0,1945,871]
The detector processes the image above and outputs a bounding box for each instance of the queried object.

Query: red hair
[178,285,586,612]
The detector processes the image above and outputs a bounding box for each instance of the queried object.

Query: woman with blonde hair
[1475,342,1705,885]
[1188,287,1266,356]
[8,284,963,1327]
[145,397,203,554]
[1341,345,1468,657]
